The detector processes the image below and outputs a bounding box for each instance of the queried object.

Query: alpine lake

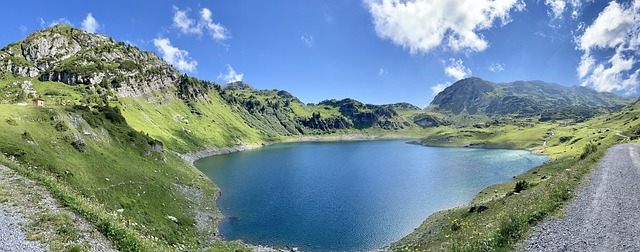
[195,140,547,251]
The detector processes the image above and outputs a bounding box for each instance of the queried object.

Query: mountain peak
[223,81,256,91]
[428,78,633,119]
[1,25,179,99]
[430,77,496,114]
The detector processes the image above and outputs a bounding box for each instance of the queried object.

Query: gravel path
[0,164,115,251]
[522,144,640,251]
[0,208,44,252]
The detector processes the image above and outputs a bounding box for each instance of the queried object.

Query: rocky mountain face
[317,99,420,129]
[223,81,256,91]
[0,25,427,135]
[429,77,634,120]
[0,24,178,100]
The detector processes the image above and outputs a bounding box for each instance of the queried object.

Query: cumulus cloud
[218,64,244,83]
[152,38,198,72]
[544,0,593,20]
[173,6,230,41]
[364,0,526,54]
[575,0,640,94]
[81,13,100,33]
[444,58,472,80]
[431,59,471,95]
[489,62,505,72]
[432,82,452,95]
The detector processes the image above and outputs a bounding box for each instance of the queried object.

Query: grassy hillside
[0,100,226,249]
[0,25,430,251]
[391,99,640,251]
[0,69,428,247]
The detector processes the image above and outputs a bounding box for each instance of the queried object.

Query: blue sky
[1,0,639,107]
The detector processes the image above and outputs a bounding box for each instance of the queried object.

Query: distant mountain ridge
[0,24,426,135]
[428,77,634,120]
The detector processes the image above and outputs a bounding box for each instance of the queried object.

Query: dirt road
[522,144,640,251]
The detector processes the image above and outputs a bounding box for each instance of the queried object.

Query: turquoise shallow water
[195,140,547,251]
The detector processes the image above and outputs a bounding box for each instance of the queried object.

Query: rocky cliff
[0,24,178,100]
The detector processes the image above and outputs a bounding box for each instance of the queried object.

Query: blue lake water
[194,140,547,251]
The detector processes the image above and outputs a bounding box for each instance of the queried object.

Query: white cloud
[545,0,566,19]
[39,17,72,28]
[575,0,640,93]
[578,2,634,51]
[172,6,230,41]
[432,82,452,95]
[489,62,505,72]
[378,67,387,76]
[152,38,198,73]
[301,34,314,48]
[217,64,244,83]
[535,31,551,39]
[364,0,526,54]
[444,58,472,80]
[432,58,471,95]
[50,18,72,27]
[544,0,593,20]
[173,7,199,34]
[201,8,229,41]
[81,13,100,33]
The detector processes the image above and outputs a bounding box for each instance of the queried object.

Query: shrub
[22,131,34,141]
[44,90,64,96]
[118,60,140,72]
[0,146,26,158]
[559,136,573,143]
[5,118,18,126]
[492,215,525,248]
[72,105,90,111]
[54,121,69,132]
[81,112,102,128]
[71,140,86,152]
[186,101,202,116]
[514,180,529,193]
[64,244,84,252]
[98,106,126,125]
[580,143,597,160]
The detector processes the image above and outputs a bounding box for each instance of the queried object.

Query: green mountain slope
[428,77,634,123]
[3,24,634,252]
[0,24,428,250]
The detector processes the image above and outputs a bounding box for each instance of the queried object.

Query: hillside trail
[521,144,640,251]
[0,164,115,251]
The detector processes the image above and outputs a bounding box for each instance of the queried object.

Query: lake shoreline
[180,133,412,164]
[186,135,548,251]
[178,133,415,250]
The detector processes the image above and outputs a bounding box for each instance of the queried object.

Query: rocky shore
[178,133,409,164]
[176,144,263,164]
